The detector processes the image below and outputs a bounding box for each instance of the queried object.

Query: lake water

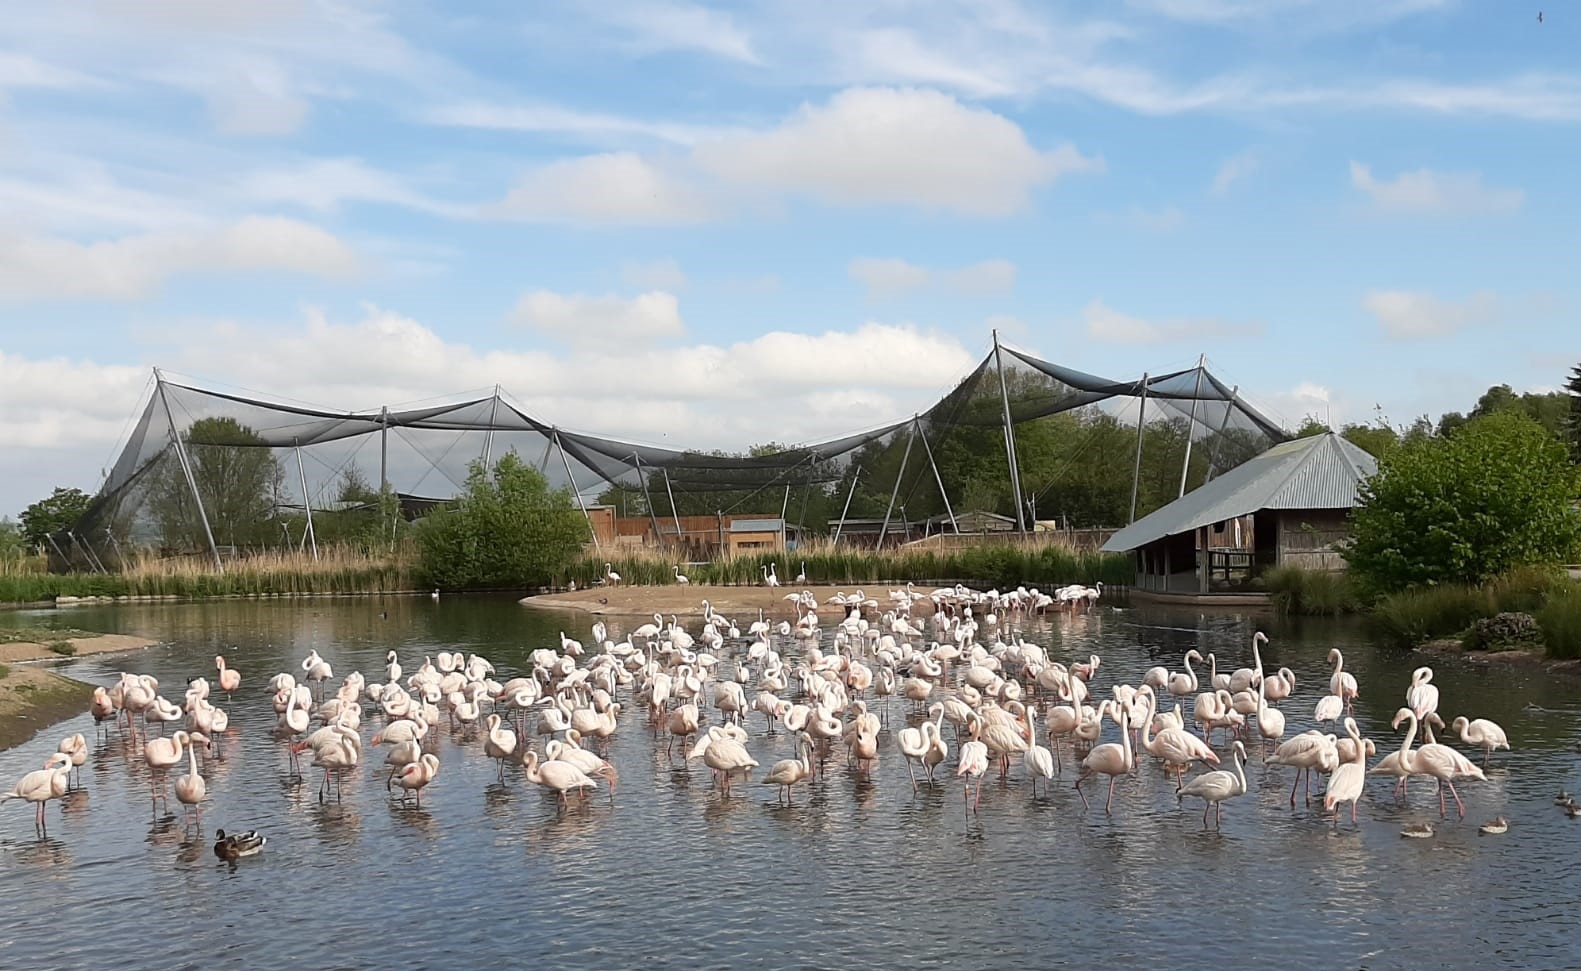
[2,596,1580,971]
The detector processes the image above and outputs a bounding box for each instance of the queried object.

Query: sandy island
[523,583,943,618]
[0,633,160,751]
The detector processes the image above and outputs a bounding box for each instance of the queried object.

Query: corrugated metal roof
[1100,433,1378,553]
[729,518,785,533]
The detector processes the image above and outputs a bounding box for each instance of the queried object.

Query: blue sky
[1,0,1577,517]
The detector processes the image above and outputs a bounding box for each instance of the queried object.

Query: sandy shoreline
[522,583,941,619]
[0,634,160,752]
[0,633,161,665]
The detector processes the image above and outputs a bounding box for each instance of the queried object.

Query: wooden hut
[1100,433,1376,602]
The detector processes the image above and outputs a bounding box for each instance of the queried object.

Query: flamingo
[897,705,947,790]
[957,717,990,812]
[1328,648,1359,713]
[173,736,206,827]
[688,726,758,797]
[215,655,240,699]
[604,562,621,586]
[394,754,441,807]
[761,731,815,805]
[1323,718,1367,824]
[1255,675,1286,751]
[523,750,598,809]
[1139,688,1219,789]
[90,686,117,737]
[1451,716,1510,766]
[484,714,519,781]
[1392,708,1485,819]
[57,733,88,789]
[1023,705,1056,797]
[1075,702,1133,813]
[1168,650,1202,703]
[2,753,71,835]
[1407,667,1440,725]
[1178,740,1248,829]
[763,563,781,588]
[674,565,690,585]
[1313,694,1344,726]
[1267,731,1337,806]
[795,561,807,584]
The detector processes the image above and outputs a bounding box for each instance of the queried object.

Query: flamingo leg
[1447,779,1465,818]
[905,760,918,793]
[1289,771,1301,806]
[1106,775,1116,813]
[1074,775,1089,810]
[1351,799,1358,823]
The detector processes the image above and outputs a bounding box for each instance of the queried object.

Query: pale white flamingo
[674,565,690,585]
[1139,688,1219,789]
[215,655,240,698]
[1451,716,1510,766]
[957,717,990,812]
[1168,650,1202,703]
[1392,707,1485,819]
[2,753,72,836]
[524,750,598,809]
[1023,704,1056,797]
[1406,667,1440,724]
[1323,718,1367,824]
[173,736,206,826]
[57,733,88,789]
[1178,740,1248,829]
[761,731,815,805]
[395,754,440,807]
[484,714,518,781]
[688,726,758,797]
[1267,731,1337,805]
[1313,694,1344,726]
[1255,676,1286,750]
[604,562,621,586]
[1328,648,1359,712]
[898,704,947,790]
[1075,702,1133,813]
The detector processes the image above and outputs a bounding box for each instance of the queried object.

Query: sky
[1,0,1577,518]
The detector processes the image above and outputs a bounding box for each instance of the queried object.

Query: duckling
[213,828,267,860]
[1478,816,1509,835]
[1556,789,1573,805]
[1400,822,1436,839]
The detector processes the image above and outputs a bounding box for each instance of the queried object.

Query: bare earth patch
[522,583,941,619]
[0,666,95,752]
[0,633,160,665]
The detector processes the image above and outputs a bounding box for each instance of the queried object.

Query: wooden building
[1100,433,1377,601]
[727,517,786,555]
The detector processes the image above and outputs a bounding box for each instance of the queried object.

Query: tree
[150,418,284,550]
[19,487,92,550]
[1565,362,1581,461]
[1343,411,1581,594]
[416,451,589,589]
[0,518,25,559]
[1294,416,1331,438]
[1339,422,1400,458]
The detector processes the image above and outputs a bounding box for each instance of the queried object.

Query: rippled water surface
[3,597,1581,971]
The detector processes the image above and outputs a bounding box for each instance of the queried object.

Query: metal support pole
[482,385,500,469]
[632,454,664,547]
[780,484,791,524]
[1179,354,1207,498]
[69,532,105,574]
[106,528,126,571]
[155,368,222,572]
[832,468,861,545]
[379,406,389,493]
[992,330,1028,535]
[662,467,683,551]
[45,532,70,569]
[879,427,916,547]
[915,415,958,535]
[553,431,600,552]
[295,441,318,562]
[1129,372,1150,525]
[1203,385,1240,483]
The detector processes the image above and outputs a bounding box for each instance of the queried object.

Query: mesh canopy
[63,346,1289,566]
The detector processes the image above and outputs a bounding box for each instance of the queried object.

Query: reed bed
[1369,565,1579,653]
[566,539,1130,592]
[0,546,416,603]
[1263,566,1361,616]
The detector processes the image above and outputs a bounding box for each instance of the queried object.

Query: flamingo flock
[3,583,1523,844]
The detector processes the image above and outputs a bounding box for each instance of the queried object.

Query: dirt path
[522,583,942,618]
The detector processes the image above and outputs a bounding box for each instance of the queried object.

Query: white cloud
[423,101,728,146]
[622,259,688,290]
[1349,161,1523,215]
[1081,299,1263,344]
[0,52,103,90]
[590,1,760,64]
[849,257,1017,297]
[843,29,1017,98]
[204,59,310,136]
[495,152,711,225]
[0,217,358,301]
[509,290,686,344]
[694,87,1102,217]
[235,157,458,216]
[1212,152,1259,194]
[1363,289,1501,340]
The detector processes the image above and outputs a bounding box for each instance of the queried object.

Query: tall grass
[1370,584,1492,648]
[1538,586,1581,660]
[0,546,416,603]
[1264,566,1360,616]
[567,538,1131,592]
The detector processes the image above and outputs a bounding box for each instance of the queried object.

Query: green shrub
[1371,584,1490,648]
[1265,566,1360,616]
[1343,412,1581,595]
[0,663,9,679]
[1538,586,1581,660]
[417,452,589,590]
[1487,565,1566,614]
[46,640,76,656]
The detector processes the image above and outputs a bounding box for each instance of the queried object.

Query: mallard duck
[1566,804,1581,819]
[1400,822,1436,839]
[1555,790,1573,805]
[213,828,267,860]
[1478,816,1509,835]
